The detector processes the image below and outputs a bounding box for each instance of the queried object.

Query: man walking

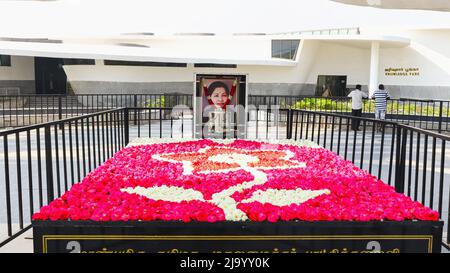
[347,84,367,131]
[371,84,391,131]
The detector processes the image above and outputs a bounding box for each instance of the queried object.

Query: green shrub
[145,96,166,108]
[290,98,448,117]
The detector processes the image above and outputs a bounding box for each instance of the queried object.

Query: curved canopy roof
[331,0,450,12]
[0,34,410,66]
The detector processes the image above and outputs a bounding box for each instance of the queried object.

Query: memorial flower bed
[32,138,439,223]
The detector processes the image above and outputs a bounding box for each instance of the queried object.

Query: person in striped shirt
[371,84,391,131]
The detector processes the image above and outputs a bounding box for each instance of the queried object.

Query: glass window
[63,59,95,65]
[104,60,187,67]
[271,40,300,60]
[0,55,11,66]
[194,63,237,68]
[271,40,281,58]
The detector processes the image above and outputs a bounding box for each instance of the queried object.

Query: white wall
[62,30,450,96]
[64,63,307,84]
[305,42,370,85]
[379,29,450,87]
[0,55,34,80]
[63,40,320,85]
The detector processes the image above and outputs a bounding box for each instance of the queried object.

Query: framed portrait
[195,74,247,139]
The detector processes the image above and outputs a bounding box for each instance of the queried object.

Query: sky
[0,0,450,37]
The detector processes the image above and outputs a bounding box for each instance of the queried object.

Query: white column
[369,41,380,97]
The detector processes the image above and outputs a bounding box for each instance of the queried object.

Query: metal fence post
[58,96,63,129]
[133,94,138,125]
[124,108,130,145]
[58,95,63,121]
[286,109,292,139]
[44,124,55,202]
[438,101,443,133]
[394,126,407,193]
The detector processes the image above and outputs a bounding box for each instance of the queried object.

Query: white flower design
[122,138,329,221]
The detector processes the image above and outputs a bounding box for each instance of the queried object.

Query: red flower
[32,139,439,222]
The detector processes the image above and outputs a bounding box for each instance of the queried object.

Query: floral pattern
[32,138,439,222]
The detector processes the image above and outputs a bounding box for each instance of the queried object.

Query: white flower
[121,186,204,202]
[241,188,331,206]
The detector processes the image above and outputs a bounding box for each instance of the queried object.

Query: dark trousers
[351,109,362,130]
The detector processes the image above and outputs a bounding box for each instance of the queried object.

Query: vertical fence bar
[44,125,54,203]
[15,132,24,229]
[351,125,357,164]
[360,120,366,169]
[394,127,407,194]
[124,108,130,145]
[92,116,97,168]
[368,120,375,173]
[317,114,321,145]
[323,115,328,148]
[414,133,421,201]
[438,140,445,215]
[53,125,61,198]
[300,111,304,140]
[421,135,429,204]
[344,117,349,160]
[137,108,141,138]
[80,119,86,178]
[61,125,68,193]
[114,111,119,150]
[26,130,34,219]
[3,136,12,236]
[75,120,81,183]
[58,96,63,123]
[36,128,43,207]
[159,108,163,138]
[68,122,74,186]
[101,114,106,163]
[109,112,114,157]
[330,116,335,152]
[378,122,385,180]
[429,136,437,209]
[286,109,291,139]
[438,101,443,133]
[407,130,413,197]
[266,107,270,139]
[87,117,91,173]
[149,107,152,138]
[337,117,342,155]
[388,126,396,186]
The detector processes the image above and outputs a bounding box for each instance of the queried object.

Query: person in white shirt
[347,84,368,131]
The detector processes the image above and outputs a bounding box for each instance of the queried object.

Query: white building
[0,1,450,100]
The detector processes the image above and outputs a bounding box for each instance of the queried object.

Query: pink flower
[32,140,439,222]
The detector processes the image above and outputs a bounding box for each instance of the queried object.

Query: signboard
[33,220,443,253]
[385,67,420,76]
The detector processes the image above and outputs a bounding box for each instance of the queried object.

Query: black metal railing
[1,106,449,250]
[287,110,450,248]
[0,94,193,129]
[1,94,450,133]
[0,109,127,247]
[124,106,289,140]
[249,95,450,133]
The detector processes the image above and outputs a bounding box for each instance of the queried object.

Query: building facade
[1,27,450,100]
